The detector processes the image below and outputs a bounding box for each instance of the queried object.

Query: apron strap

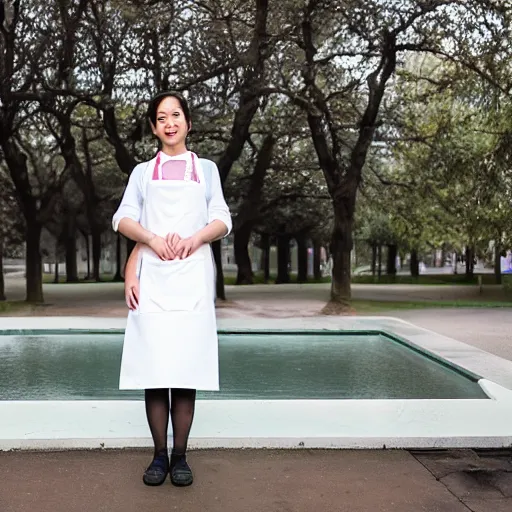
[190,152,199,183]
[152,152,161,180]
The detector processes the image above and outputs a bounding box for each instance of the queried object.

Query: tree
[265,0,510,310]
[0,162,24,300]
[383,52,512,280]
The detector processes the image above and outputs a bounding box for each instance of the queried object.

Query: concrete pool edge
[1,382,512,450]
[2,316,512,450]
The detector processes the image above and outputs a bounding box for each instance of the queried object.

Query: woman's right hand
[148,234,175,260]
[125,275,139,310]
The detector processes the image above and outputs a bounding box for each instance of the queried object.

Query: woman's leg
[145,388,170,456]
[169,388,196,486]
[143,388,170,486]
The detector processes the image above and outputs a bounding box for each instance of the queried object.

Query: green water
[0,332,487,400]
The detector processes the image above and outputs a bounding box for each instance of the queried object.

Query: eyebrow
[157,109,183,115]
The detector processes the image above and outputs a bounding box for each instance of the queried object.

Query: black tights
[144,388,196,458]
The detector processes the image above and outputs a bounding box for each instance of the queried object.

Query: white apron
[119,152,219,391]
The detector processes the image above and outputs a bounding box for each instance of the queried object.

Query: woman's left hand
[174,234,205,259]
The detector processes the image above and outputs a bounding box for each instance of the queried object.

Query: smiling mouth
[165,131,177,137]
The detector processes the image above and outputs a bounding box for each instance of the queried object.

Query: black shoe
[143,453,169,486]
[170,453,193,487]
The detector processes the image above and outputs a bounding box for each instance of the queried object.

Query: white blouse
[112,153,232,236]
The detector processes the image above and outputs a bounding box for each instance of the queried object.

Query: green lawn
[42,273,122,284]
[3,296,512,317]
[224,272,505,286]
[350,274,502,285]
[0,300,39,314]
[223,273,331,285]
[350,299,512,314]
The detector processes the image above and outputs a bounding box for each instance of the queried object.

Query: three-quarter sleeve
[207,161,232,236]
[112,164,144,232]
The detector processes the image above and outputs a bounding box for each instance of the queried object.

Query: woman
[112,91,232,487]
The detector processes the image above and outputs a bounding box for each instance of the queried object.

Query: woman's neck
[160,144,188,157]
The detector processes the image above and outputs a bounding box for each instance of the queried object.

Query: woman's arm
[205,161,232,237]
[125,243,141,277]
[195,219,228,244]
[118,218,155,244]
[124,243,141,310]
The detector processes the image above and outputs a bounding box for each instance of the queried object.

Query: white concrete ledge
[1,380,512,450]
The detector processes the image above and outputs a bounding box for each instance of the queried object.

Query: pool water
[0,332,487,400]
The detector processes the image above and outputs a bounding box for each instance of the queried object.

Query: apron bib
[119,152,219,391]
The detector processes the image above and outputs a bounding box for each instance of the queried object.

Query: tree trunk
[495,242,502,285]
[313,241,322,281]
[84,233,91,280]
[377,245,382,279]
[371,244,377,277]
[102,107,138,176]
[234,223,253,285]
[410,249,419,278]
[2,139,45,303]
[330,212,352,303]
[465,245,474,279]
[212,240,225,300]
[261,233,270,283]
[440,243,446,267]
[26,222,43,303]
[65,216,78,283]
[113,233,123,282]
[296,234,308,283]
[0,240,5,301]
[386,244,397,277]
[276,235,290,284]
[92,229,102,282]
[54,256,59,284]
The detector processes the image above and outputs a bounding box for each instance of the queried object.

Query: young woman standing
[112,91,232,487]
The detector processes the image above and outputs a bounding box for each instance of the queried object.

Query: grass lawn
[42,273,122,284]
[351,274,502,285]
[0,300,39,314]
[225,272,503,286]
[223,274,331,285]
[350,299,512,314]
[2,297,512,317]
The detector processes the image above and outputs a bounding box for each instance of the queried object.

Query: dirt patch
[321,300,357,316]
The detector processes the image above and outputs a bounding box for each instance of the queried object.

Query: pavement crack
[409,451,477,512]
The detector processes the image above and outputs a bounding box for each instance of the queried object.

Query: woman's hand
[125,274,139,310]
[174,234,205,259]
[148,234,175,260]
[166,233,182,256]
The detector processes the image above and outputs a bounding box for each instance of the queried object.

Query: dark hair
[147,91,191,128]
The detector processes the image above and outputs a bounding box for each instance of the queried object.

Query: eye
[157,117,165,122]
[173,112,180,117]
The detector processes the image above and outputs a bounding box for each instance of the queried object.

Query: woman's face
[151,96,190,152]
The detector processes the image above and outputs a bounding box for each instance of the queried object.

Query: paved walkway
[2,278,512,511]
[2,448,511,512]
